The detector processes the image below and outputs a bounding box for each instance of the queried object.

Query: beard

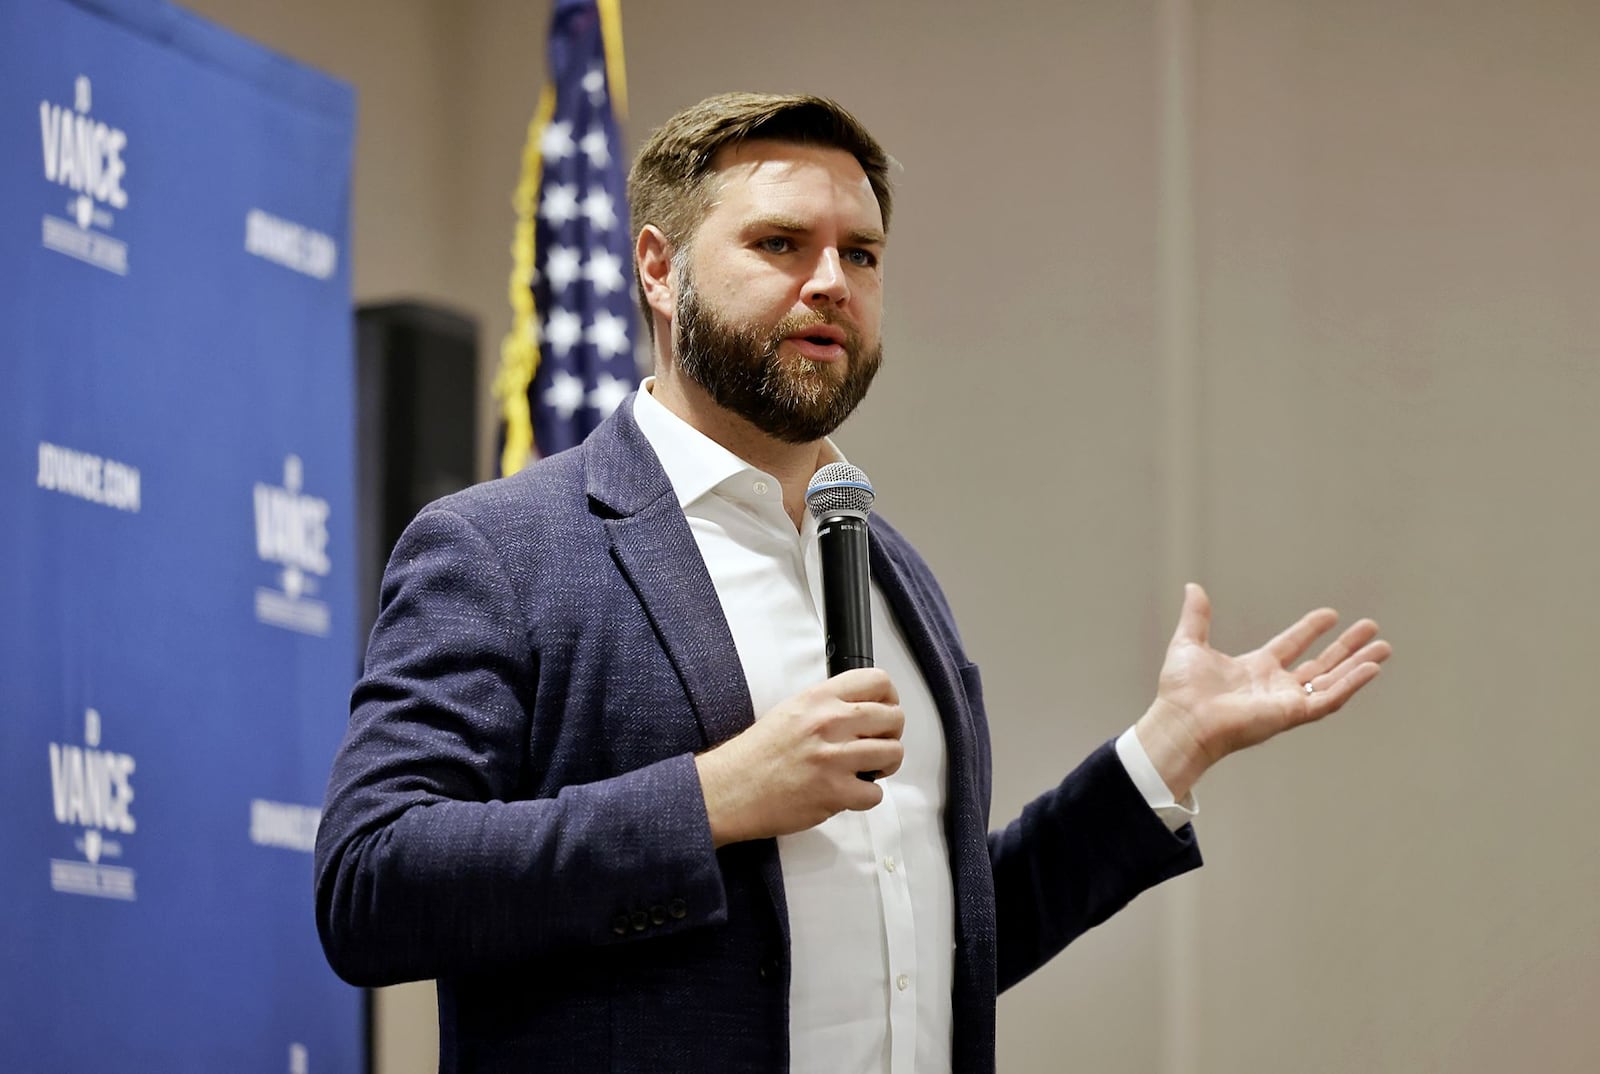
[671,269,882,444]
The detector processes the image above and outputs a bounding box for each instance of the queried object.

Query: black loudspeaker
[355,302,479,649]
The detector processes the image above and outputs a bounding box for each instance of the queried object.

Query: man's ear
[636,225,677,321]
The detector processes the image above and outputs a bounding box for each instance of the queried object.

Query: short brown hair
[627,92,893,329]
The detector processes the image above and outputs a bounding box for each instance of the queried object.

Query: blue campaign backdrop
[0,0,364,1070]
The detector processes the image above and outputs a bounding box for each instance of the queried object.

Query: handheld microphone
[806,463,879,781]
[806,462,875,674]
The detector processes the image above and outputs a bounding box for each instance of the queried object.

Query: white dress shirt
[631,381,1193,1074]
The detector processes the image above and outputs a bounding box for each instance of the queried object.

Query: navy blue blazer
[315,398,1201,1073]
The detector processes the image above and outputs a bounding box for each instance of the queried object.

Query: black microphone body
[817,512,873,676]
[806,463,879,781]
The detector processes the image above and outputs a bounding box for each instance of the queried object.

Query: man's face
[670,140,885,444]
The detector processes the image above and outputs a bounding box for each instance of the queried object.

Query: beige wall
[1189,4,1600,1071]
[181,1,1600,1071]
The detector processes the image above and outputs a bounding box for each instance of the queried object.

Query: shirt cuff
[1115,725,1199,833]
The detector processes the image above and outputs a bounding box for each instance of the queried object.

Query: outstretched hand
[1134,584,1392,801]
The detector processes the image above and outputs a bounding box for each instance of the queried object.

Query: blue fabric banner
[0,1,363,1070]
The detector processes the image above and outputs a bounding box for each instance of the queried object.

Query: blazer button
[650,905,667,926]
[758,956,780,982]
[630,910,648,932]
[610,914,629,936]
[668,898,687,920]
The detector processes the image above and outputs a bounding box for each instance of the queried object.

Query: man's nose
[804,248,849,307]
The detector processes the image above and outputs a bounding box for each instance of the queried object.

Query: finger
[1170,583,1212,647]
[1308,640,1392,691]
[1293,618,1380,682]
[1264,606,1340,665]
[842,737,904,780]
[841,777,886,812]
[1306,661,1382,720]
[827,667,899,704]
[837,701,905,740]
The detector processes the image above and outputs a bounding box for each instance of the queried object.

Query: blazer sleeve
[988,738,1203,993]
[313,506,728,987]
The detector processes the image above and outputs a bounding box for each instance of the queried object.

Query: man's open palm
[1138,584,1392,795]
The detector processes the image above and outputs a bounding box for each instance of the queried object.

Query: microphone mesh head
[806,462,875,519]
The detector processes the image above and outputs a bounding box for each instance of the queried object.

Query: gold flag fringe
[493,82,555,478]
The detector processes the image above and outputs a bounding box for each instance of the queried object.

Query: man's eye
[845,248,878,268]
[758,237,793,254]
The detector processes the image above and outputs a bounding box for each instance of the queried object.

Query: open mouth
[784,329,847,362]
[786,324,847,352]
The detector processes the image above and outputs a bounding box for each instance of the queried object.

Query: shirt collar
[633,377,767,509]
[631,377,847,513]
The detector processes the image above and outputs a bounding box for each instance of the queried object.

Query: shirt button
[883,856,897,874]
[753,480,769,495]
[896,974,910,991]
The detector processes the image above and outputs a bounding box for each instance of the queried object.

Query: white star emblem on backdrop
[582,66,605,105]
[584,310,630,358]
[588,375,631,416]
[581,188,617,230]
[542,371,587,419]
[546,245,582,291]
[583,250,625,294]
[543,308,583,356]
[540,184,579,225]
[540,121,574,161]
[580,128,611,168]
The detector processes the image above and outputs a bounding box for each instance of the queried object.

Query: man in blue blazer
[315,93,1389,1073]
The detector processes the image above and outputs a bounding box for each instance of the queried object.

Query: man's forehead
[703,139,880,220]
[709,137,864,173]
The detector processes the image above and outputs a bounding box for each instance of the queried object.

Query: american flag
[499,0,633,472]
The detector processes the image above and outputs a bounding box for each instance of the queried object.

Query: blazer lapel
[586,399,755,748]
[869,528,998,968]
[868,532,979,797]
[584,402,790,936]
